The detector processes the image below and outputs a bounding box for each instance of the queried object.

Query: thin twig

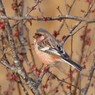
[82,55,95,95]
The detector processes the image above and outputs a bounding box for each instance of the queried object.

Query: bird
[33,28,82,71]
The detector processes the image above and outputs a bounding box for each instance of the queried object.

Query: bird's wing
[39,46,61,57]
[37,36,70,59]
[37,37,82,71]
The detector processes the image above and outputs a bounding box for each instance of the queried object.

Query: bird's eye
[38,34,42,36]
[35,33,42,36]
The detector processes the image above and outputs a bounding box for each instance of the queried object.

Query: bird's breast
[34,42,53,64]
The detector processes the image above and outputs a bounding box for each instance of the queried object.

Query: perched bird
[33,28,82,71]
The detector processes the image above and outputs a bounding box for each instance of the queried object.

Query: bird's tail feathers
[62,58,82,71]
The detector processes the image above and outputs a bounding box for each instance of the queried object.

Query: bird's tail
[62,58,82,71]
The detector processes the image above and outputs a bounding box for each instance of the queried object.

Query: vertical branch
[73,1,95,93]
[0,0,41,95]
[61,0,95,45]
[82,55,95,95]
[70,34,73,95]
[0,0,21,67]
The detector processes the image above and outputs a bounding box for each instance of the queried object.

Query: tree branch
[82,55,95,95]
[0,15,95,23]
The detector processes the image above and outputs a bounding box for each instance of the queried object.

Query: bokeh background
[0,0,95,95]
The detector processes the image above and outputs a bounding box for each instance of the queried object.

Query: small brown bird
[33,28,82,71]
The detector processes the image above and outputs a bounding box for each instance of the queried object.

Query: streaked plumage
[33,28,82,71]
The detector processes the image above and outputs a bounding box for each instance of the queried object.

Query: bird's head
[33,28,50,41]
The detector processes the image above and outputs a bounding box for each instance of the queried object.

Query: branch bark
[0,15,95,23]
[82,55,95,95]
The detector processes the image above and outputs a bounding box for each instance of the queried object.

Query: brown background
[0,0,95,95]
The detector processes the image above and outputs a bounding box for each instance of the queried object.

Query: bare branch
[82,55,95,95]
[0,15,95,23]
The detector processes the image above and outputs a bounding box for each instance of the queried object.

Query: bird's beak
[33,33,40,39]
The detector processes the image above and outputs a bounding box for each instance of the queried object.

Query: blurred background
[0,0,95,95]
